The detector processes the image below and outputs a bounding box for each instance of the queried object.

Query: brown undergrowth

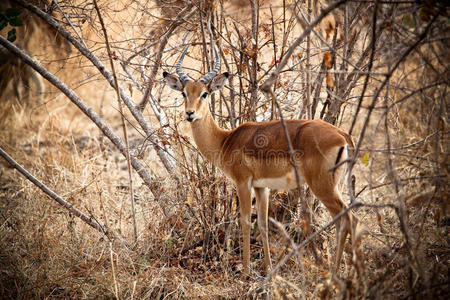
[1,92,447,298]
[1,0,449,299]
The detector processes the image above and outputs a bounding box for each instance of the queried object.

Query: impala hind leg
[312,188,351,274]
[236,183,252,277]
[334,213,351,273]
[254,187,272,274]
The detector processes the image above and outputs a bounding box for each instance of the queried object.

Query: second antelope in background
[163,44,359,278]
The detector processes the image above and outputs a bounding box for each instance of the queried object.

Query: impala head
[163,45,229,122]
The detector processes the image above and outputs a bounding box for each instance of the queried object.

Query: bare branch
[12,0,177,174]
[93,0,138,244]
[260,0,348,93]
[0,146,128,246]
[0,35,158,197]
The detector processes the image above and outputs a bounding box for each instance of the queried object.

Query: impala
[163,44,358,277]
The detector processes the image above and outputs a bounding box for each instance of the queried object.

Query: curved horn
[176,45,192,83]
[200,44,220,84]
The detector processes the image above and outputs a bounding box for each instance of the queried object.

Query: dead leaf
[326,73,334,88]
[323,52,332,69]
[247,49,256,57]
[186,195,194,206]
[325,21,334,40]
[301,219,307,231]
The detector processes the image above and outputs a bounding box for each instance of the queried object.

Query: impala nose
[185,111,195,122]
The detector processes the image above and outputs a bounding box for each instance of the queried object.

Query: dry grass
[1,99,447,298]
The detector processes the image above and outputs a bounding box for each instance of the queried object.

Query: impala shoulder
[221,123,255,153]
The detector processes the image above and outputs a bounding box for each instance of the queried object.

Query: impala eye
[201,92,208,99]
[181,91,186,98]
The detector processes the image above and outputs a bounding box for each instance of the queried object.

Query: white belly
[252,171,303,191]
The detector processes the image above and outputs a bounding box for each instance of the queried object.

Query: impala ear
[208,72,229,93]
[163,71,184,91]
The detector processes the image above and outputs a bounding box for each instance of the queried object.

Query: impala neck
[190,111,228,164]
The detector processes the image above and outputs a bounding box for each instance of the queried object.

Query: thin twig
[260,0,348,93]
[348,0,379,136]
[93,0,137,244]
[109,242,120,299]
[53,0,87,49]
[305,0,312,119]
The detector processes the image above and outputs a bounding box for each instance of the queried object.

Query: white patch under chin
[186,114,202,122]
[192,114,202,121]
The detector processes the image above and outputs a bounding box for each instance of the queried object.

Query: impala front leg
[255,187,272,275]
[237,183,252,278]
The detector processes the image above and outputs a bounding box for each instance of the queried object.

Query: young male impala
[163,44,358,277]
